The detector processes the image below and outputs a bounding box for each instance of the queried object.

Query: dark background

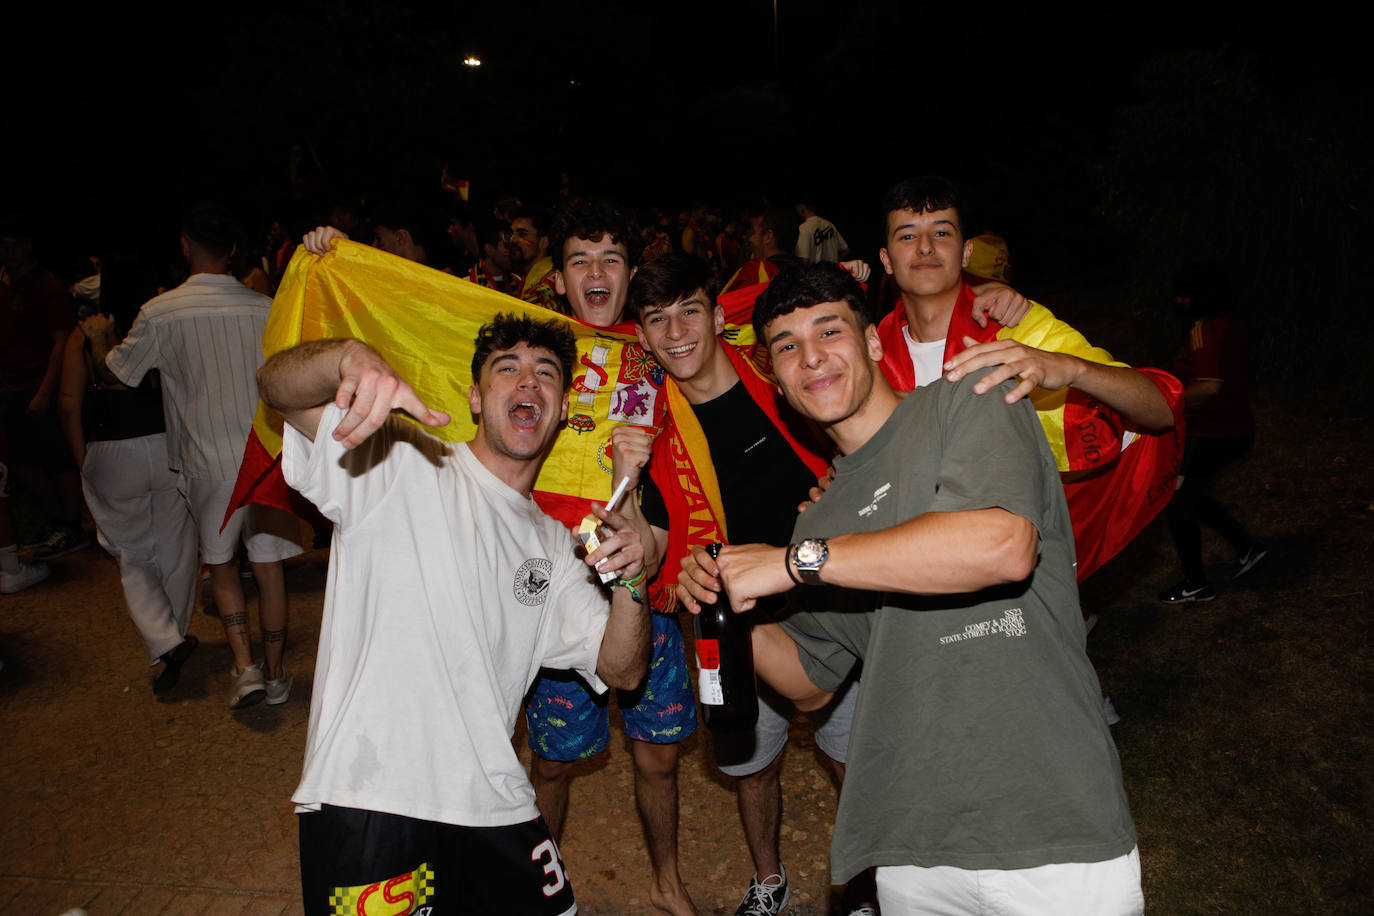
[8,0,1371,390]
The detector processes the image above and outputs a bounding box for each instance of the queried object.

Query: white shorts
[715,675,858,777]
[875,845,1143,916]
[181,476,302,565]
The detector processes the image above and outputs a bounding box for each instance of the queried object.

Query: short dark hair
[548,200,642,272]
[752,262,872,343]
[471,313,578,392]
[625,252,717,323]
[756,207,801,255]
[181,202,239,259]
[506,205,548,237]
[880,176,967,241]
[472,214,510,252]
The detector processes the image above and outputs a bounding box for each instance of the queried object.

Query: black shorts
[299,805,576,916]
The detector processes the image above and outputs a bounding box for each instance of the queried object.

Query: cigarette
[605,476,631,514]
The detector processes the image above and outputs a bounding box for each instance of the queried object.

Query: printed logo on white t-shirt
[514,558,553,606]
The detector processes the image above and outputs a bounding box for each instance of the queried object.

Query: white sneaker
[1,561,51,594]
[229,664,266,709]
[264,663,293,705]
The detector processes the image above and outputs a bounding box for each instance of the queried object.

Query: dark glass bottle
[693,543,759,731]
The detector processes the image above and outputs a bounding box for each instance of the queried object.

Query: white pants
[876,846,1144,916]
[82,435,199,663]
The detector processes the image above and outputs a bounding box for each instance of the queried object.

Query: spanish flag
[228,241,766,532]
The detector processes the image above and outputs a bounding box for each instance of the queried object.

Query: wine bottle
[693,543,759,731]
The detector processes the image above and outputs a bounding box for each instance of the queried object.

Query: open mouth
[583,286,612,308]
[509,401,543,430]
[662,343,696,358]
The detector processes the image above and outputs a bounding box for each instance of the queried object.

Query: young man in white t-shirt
[258,313,652,916]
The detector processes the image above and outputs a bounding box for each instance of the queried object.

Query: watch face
[796,539,826,566]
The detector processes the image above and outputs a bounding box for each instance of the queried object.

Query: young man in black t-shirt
[627,252,855,916]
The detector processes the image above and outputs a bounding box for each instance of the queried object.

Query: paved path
[1,545,839,915]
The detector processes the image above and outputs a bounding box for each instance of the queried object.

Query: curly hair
[547,199,642,271]
[471,313,578,391]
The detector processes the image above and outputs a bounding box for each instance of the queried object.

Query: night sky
[8,0,1370,377]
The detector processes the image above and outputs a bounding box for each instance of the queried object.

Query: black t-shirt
[641,380,820,548]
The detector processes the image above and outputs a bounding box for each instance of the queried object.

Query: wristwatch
[789,537,829,586]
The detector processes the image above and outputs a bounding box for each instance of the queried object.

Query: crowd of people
[0,173,1268,916]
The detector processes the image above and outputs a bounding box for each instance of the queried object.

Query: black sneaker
[1234,544,1269,580]
[1157,580,1216,604]
[735,869,790,916]
[31,526,91,561]
[152,636,199,695]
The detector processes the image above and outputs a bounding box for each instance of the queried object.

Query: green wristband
[614,567,646,603]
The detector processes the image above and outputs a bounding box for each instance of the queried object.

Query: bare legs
[210,556,289,677]
[531,755,573,841]
[633,740,695,915]
[736,749,785,880]
[252,559,288,679]
[532,742,696,915]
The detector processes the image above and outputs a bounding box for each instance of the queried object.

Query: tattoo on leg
[263,628,286,644]
[223,612,249,629]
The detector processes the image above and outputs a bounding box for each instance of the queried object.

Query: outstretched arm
[944,335,1174,431]
[676,507,1037,614]
[256,338,449,445]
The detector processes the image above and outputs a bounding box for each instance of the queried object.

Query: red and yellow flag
[230,241,670,531]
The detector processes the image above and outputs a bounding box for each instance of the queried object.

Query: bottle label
[695,639,724,706]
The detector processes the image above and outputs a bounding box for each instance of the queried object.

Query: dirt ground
[2,392,1371,915]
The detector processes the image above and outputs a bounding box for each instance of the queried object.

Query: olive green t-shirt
[781,371,1136,883]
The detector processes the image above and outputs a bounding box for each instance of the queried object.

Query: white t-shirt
[283,404,611,826]
[795,215,849,264]
[903,325,948,388]
[106,273,272,480]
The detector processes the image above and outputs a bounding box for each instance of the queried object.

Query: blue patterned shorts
[526,611,697,761]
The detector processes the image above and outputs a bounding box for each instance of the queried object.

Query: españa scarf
[647,343,833,611]
[876,284,1185,580]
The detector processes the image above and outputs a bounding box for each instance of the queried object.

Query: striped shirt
[106,273,271,480]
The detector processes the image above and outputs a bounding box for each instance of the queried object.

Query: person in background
[509,206,561,312]
[1158,261,1267,603]
[88,203,302,711]
[61,253,200,693]
[463,215,521,295]
[0,221,89,561]
[793,199,850,264]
